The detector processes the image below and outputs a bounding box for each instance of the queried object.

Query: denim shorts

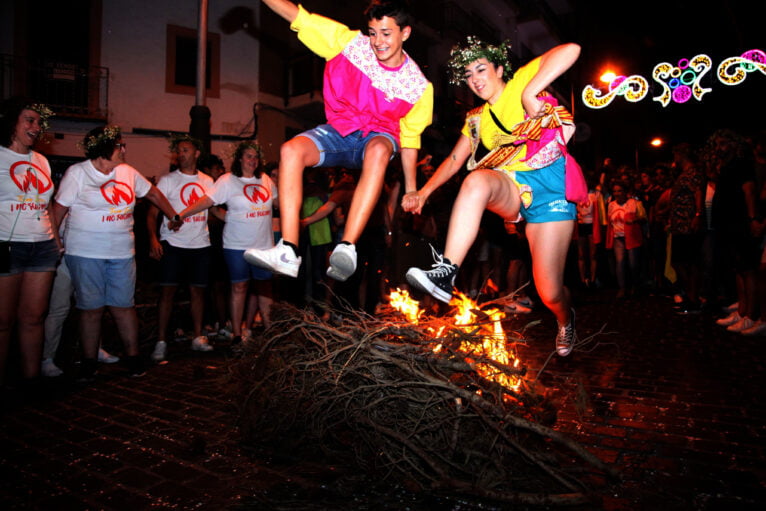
[298,124,399,168]
[159,241,211,287]
[65,254,136,309]
[515,157,577,223]
[0,238,59,276]
[223,249,272,283]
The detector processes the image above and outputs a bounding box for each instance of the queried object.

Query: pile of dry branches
[231,302,617,506]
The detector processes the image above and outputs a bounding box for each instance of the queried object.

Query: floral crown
[168,133,202,152]
[447,36,513,85]
[28,103,54,132]
[79,125,122,153]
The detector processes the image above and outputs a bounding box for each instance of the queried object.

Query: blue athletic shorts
[158,241,211,287]
[65,255,136,309]
[515,157,577,223]
[224,249,272,283]
[1,238,59,275]
[298,124,399,168]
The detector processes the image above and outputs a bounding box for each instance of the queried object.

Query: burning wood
[231,294,617,506]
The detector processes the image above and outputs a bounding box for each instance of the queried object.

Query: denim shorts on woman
[224,249,272,283]
[1,238,59,276]
[65,255,136,310]
[514,157,577,223]
[298,124,399,168]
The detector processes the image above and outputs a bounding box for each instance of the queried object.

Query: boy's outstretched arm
[261,0,299,23]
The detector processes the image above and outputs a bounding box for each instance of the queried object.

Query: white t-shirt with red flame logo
[0,146,55,241]
[55,160,151,258]
[156,169,213,249]
[207,172,276,250]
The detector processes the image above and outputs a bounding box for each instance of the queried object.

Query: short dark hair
[198,153,223,172]
[0,96,31,148]
[364,0,412,28]
[169,133,203,153]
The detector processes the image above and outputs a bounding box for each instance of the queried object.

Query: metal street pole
[190,0,211,153]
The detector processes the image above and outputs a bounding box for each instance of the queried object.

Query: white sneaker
[244,239,301,278]
[723,301,739,313]
[218,320,233,340]
[191,335,213,352]
[151,341,167,362]
[727,316,754,332]
[716,311,741,326]
[98,348,120,364]
[41,358,64,377]
[741,319,766,336]
[326,243,357,282]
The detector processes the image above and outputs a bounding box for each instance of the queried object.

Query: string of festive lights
[652,54,712,106]
[718,49,766,86]
[581,75,648,109]
[582,49,763,109]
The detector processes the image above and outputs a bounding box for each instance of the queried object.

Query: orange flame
[389,288,423,324]
[389,288,522,394]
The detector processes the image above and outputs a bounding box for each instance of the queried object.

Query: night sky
[569,0,765,170]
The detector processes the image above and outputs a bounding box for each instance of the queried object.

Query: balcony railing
[1,54,109,120]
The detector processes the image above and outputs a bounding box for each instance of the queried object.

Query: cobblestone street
[1,287,765,510]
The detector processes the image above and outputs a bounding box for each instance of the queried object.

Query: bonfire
[231,289,616,506]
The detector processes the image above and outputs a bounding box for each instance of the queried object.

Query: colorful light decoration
[582,49,764,109]
[581,74,648,109]
[652,54,712,107]
[718,49,766,85]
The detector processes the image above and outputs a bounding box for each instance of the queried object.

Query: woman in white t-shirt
[52,126,179,380]
[178,141,277,344]
[0,97,58,384]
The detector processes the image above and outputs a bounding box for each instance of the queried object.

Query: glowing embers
[653,54,712,106]
[718,49,766,85]
[388,288,522,394]
[581,74,649,109]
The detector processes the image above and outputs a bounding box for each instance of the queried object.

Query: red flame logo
[9,161,53,193]
[100,180,135,205]
[244,184,270,204]
[180,183,206,207]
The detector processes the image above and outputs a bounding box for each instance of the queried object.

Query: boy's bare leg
[278,136,321,245]
[340,136,393,244]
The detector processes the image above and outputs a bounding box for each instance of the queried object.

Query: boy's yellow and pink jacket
[290,5,433,150]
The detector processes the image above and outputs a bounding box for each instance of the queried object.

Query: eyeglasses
[115,143,127,149]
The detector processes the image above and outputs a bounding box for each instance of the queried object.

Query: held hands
[167,215,183,232]
[401,191,424,214]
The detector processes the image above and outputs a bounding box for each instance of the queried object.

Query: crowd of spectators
[2,93,765,390]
